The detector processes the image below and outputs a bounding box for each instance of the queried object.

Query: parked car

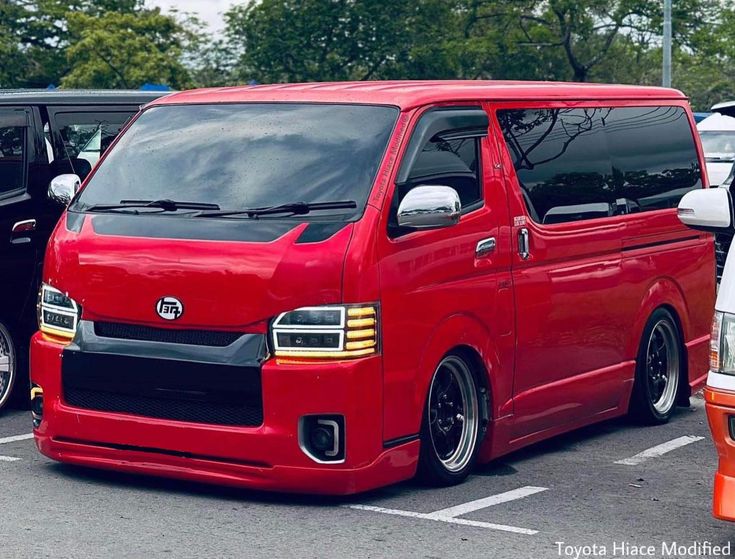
[698,101,735,186]
[0,89,166,413]
[30,82,713,494]
[713,163,735,281]
[678,187,735,522]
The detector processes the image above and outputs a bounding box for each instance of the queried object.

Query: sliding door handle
[518,228,530,260]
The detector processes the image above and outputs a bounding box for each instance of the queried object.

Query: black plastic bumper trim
[383,433,419,449]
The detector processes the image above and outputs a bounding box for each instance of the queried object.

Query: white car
[698,101,735,186]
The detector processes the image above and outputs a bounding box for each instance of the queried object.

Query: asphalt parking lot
[0,393,732,559]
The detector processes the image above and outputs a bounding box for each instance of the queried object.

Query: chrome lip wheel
[428,356,479,473]
[646,320,679,415]
[0,325,16,410]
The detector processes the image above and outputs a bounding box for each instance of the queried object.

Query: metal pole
[663,0,672,87]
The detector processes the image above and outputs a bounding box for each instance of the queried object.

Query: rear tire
[416,353,481,486]
[0,322,18,414]
[629,309,682,424]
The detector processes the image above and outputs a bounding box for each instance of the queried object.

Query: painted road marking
[0,434,33,445]
[425,486,547,519]
[0,456,20,462]
[346,485,548,535]
[614,435,705,466]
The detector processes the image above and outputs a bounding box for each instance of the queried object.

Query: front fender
[410,312,511,443]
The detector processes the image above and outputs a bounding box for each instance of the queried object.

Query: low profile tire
[0,322,17,414]
[416,353,482,486]
[629,309,682,425]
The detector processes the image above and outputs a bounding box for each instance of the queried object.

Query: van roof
[0,89,168,105]
[151,81,687,111]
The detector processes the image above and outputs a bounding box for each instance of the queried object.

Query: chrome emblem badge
[156,296,183,321]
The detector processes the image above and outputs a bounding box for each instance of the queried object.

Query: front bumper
[30,332,418,495]
[705,384,735,521]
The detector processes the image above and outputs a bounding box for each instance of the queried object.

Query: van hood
[698,112,735,132]
[44,212,353,330]
[706,161,734,187]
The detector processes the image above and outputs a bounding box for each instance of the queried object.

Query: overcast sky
[146,0,236,33]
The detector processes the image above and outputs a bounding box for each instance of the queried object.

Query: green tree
[61,8,192,89]
[0,0,148,88]
[0,0,195,89]
[224,0,460,83]
[457,0,724,83]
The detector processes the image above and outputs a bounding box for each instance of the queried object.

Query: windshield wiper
[194,200,357,219]
[85,199,221,213]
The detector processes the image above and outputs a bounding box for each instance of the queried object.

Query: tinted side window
[401,136,482,209]
[607,107,702,211]
[0,126,25,195]
[498,106,701,224]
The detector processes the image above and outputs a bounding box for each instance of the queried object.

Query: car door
[0,106,46,333]
[377,106,515,442]
[492,103,633,441]
[47,106,139,182]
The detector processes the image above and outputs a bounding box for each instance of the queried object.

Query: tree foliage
[219,0,735,110]
[0,0,192,88]
[224,0,460,83]
[1,0,735,111]
[61,10,190,88]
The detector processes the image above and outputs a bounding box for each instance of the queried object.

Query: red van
[30,82,714,494]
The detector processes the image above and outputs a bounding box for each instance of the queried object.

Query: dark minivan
[0,90,165,411]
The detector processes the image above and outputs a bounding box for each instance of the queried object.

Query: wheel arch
[629,281,691,406]
[414,313,502,440]
[627,277,691,360]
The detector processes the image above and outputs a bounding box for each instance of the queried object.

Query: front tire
[416,353,481,486]
[629,309,682,424]
[0,322,17,414]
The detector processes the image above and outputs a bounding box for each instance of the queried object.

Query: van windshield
[72,103,398,219]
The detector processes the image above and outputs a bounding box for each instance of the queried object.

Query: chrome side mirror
[677,187,733,232]
[48,174,81,206]
[397,185,461,229]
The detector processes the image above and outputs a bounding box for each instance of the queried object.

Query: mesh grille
[64,387,263,427]
[94,322,241,347]
[715,233,732,282]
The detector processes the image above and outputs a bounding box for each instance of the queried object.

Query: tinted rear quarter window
[497,106,701,224]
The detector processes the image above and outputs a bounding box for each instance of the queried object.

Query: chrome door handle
[518,228,530,260]
[11,219,36,234]
[475,237,496,258]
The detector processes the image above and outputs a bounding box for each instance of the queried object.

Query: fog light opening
[299,415,345,464]
[30,384,43,429]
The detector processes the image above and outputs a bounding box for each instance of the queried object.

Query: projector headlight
[38,283,81,342]
[271,304,378,359]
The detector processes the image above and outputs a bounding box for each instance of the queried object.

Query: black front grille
[715,232,733,282]
[62,351,263,427]
[64,387,263,426]
[94,321,241,347]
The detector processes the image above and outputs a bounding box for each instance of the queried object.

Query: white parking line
[0,434,33,445]
[0,456,20,462]
[425,486,547,519]
[614,435,704,466]
[346,485,548,535]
